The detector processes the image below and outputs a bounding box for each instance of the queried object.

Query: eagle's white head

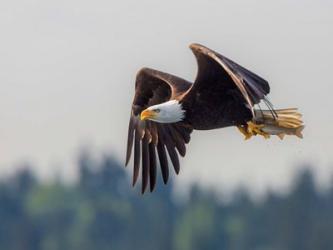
[140,100,185,123]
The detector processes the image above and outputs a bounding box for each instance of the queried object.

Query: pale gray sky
[0,0,332,195]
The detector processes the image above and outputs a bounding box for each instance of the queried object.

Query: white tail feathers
[254,108,304,139]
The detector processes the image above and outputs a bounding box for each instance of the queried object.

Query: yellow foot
[238,122,271,140]
[237,125,252,140]
[247,121,270,139]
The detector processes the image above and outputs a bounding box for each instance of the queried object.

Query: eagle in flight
[125,43,304,193]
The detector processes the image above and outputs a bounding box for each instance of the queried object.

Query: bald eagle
[126,43,304,193]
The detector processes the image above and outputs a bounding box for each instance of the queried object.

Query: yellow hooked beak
[140,109,157,121]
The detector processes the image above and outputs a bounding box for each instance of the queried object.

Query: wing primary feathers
[132,129,141,186]
[156,133,169,184]
[188,44,272,118]
[214,48,270,101]
[160,126,180,174]
[141,135,150,194]
[149,143,157,192]
[174,125,192,144]
[167,144,180,174]
[168,125,186,157]
[125,116,135,166]
[221,54,270,94]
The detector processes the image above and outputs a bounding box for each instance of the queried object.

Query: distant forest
[0,152,333,250]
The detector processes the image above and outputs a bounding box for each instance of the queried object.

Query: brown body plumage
[126,43,304,193]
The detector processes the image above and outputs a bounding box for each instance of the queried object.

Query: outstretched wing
[126,68,193,193]
[182,44,272,119]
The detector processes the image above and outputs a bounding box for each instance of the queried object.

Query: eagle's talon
[237,126,252,140]
[246,121,270,139]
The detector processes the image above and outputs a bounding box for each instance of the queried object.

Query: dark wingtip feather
[132,129,141,186]
[159,125,180,175]
[167,145,180,174]
[149,143,157,192]
[168,125,186,157]
[221,52,271,106]
[125,117,135,166]
[157,142,169,184]
[141,136,149,194]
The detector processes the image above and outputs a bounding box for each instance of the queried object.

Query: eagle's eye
[154,108,160,113]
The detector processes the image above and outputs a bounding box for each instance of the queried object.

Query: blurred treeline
[0,152,333,250]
